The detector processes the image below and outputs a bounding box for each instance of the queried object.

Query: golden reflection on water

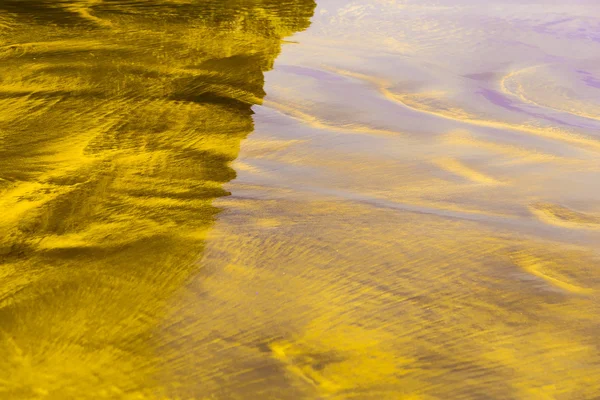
[1,1,600,399]
[0,1,316,398]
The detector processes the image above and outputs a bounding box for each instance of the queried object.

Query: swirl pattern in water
[1,0,600,399]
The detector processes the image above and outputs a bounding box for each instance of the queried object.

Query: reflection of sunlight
[326,66,600,152]
[501,66,600,122]
[2,0,600,398]
[0,1,316,397]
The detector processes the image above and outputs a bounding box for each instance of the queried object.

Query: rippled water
[1,1,600,399]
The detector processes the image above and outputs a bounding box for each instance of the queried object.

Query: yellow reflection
[2,1,600,399]
[327,67,600,152]
[0,1,315,398]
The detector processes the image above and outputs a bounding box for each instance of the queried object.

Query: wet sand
[1,1,600,399]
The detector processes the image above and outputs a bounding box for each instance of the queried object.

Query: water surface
[1,1,600,399]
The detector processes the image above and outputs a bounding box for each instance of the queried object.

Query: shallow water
[1,1,600,399]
